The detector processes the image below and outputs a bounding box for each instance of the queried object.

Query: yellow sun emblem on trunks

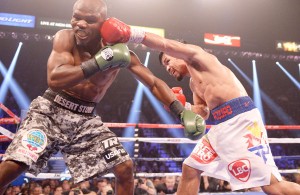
[246,122,262,139]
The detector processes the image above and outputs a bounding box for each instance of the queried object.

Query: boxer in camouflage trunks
[3,89,130,183]
[0,0,204,194]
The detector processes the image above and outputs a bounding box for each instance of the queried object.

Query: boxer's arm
[143,32,220,69]
[189,79,209,119]
[126,51,176,106]
[47,30,85,91]
[192,92,210,120]
[100,18,220,69]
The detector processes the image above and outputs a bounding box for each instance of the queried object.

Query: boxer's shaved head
[73,0,107,19]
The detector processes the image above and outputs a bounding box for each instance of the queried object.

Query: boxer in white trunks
[100,17,300,195]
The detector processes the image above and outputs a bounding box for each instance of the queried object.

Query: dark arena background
[0,0,299,194]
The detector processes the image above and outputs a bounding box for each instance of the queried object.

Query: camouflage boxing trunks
[3,88,131,183]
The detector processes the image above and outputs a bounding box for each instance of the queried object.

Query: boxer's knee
[0,160,28,190]
[113,160,134,182]
[262,174,300,195]
[182,164,202,180]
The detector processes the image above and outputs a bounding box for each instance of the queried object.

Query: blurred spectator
[152,177,162,188]
[4,186,12,195]
[219,180,231,192]
[42,183,52,195]
[61,180,71,194]
[155,176,177,195]
[200,176,221,192]
[54,186,63,195]
[19,183,30,195]
[32,185,43,195]
[91,178,99,192]
[49,179,59,194]
[293,173,300,185]
[11,186,21,195]
[77,181,97,195]
[96,179,108,194]
[96,178,113,195]
[134,177,156,195]
[28,181,39,195]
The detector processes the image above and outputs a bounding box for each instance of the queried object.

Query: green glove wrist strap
[169,100,185,117]
[80,58,100,79]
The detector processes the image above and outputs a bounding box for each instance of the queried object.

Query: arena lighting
[227,58,252,83]
[22,33,29,40]
[276,62,300,90]
[228,59,296,125]
[122,52,150,156]
[0,31,55,42]
[11,32,18,39]
[34,34,40,41]
[0,42,27,107]
[124,52,190,155]
[140,74,191,154]
[252,60,265,123]
[0,31,5,38]
[206,49,300,63]
[1,31,300,62]
[141,87,192,155]
[0,60,30,111]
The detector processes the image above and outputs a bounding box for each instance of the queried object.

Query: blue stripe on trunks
[210,96,256,125]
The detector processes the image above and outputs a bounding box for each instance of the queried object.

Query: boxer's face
[71,0,105,46]
[161,53,187,81]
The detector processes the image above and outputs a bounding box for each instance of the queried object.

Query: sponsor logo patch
[16,147,39,162]
[103,147,127,163]
[228,159,251,182]
[0,12,35,28]
[101,137,119,149]
[204,33,241,47]
[191,138,218,164]
[101,47,114,61]
[21,129,47,153]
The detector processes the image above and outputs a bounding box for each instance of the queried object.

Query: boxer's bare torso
[47,29,120,103]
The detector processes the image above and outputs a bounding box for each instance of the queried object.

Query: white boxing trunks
[184,96,282,191]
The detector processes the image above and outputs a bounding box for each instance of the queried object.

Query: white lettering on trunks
[101,137,119,149]
[54,95,79,111]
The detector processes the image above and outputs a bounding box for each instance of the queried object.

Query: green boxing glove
[80,43,131,78]
[180,110,206,140]
[170,100,206,140]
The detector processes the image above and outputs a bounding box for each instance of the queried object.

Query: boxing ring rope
[1,124,300,179]
[0,103,20,123]
[0,105,300,180]
[21,169,300,180]
[1,126,300,143]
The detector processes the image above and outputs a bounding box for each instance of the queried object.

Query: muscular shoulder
[52,29,75,52]
[53,29,74,42]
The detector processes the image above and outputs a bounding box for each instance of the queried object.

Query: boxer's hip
[42,88,97,115]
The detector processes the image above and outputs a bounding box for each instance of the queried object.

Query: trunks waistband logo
[212,105,232,120]
[54,95,94,114]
